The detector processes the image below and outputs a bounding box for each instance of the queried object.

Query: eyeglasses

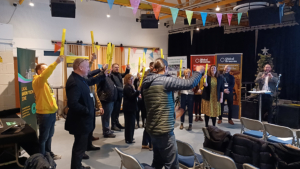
[77,59,88,67]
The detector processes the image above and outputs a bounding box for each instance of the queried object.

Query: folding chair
[240,117,266,140]
[202,127,224,155]
[243,163,259,169]
[264,123,296,146]
[176,140,203,169]
[114,147,153,169]
[199,148,237,169]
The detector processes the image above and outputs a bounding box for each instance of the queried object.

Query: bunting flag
[54,42,61,53]
[185,10,193,25]
[227,13,233,26]
[216,13,222,27]
[122,65,126,72]
[131,63,135,68]
[130,0,140,15]
[152,4,161,20]
[96,45,100,51]
[200,12,207,26]
[279,4,285,23]
[144,48,147,54]
[237,13,242,25]
[150,52,154,58]
[170,7,179,24]
[107,0,115,9]
[120,47,124,52]
[154,49,159,54]
[98,64,102,69]
[69,52,75,55]
[132,48,137,54]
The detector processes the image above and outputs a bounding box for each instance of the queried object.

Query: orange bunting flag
[122,65,126,72]
[152,4,161,20]
[54,42,61,53]
[120,47,124,52]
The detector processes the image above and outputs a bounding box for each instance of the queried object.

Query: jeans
[220,92,233,120]
[71,134,88,169]
[36,113,56,156]
[101,101,114,135]
[262,94,273,123]
[194,95,202,116]
[180,94,194,124]
[111,98,121,127]
[150,131,179,169]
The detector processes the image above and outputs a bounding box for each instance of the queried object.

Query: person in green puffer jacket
[141,58,204,169]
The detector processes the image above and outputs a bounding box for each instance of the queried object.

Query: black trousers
[220,92,233,120]
[111,98,122,127]
[87,112,96,148]
[262,94,273,123]
[194,95,202,116]
[205,115,216,127]
[124,111,136,142]
[71,134,89,169]
[136,100,147,126]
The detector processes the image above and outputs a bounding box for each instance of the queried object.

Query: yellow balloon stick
[138,57,141,72]
[179,60,182,77]
[60,29,66,56]
[91,31,95,53]
[161,48,163,58]
[139,62,146,87]
[106,43,111,62]
[204,63,208,83]
[108,44,114,73]
[128,48,131,65]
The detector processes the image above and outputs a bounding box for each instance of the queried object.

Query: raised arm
[67,83,89,115]
[86,70,106,86]
[88,69,101,78]
[164,71,202,91]
[269,73,278,83]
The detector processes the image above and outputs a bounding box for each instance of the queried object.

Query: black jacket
[142,71,202,135]
[123,84,140,112]
[202,75,224,101]
[203,126,232,154]
[225,134,276,169]
[222,73,235,93]
[110,68,130,100]
[97,73,118,103]
[65,72,105,135]
[24,152,56,169]
[88,69,101,78]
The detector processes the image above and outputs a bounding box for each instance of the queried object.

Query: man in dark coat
[65,55,108,169]
[110,63,130,131]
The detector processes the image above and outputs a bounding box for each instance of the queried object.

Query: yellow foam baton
[139,53,146,87]
[161,48,164,59]
[179,60,182,77]
[60,29,66,56]
[91,31,95,53]
[204,64,208,83]
[138,57,141,72]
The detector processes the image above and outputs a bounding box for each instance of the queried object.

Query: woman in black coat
[123,74,140,144]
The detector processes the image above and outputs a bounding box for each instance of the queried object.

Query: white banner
[167,56,187,77]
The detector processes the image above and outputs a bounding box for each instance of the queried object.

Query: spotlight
[107,14,110,18]
[216,6,220,11]
[29,0,34,7]
[196,27,199,31]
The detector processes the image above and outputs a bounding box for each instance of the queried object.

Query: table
[248,91,271,121]
[0,114,39,167]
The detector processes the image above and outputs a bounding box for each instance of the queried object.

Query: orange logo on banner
[152,4,161,20]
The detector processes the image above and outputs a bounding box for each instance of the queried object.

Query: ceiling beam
[191,0,241,11]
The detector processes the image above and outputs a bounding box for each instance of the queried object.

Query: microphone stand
[275,74,281,124]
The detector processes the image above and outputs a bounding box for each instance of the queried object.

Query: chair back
[176,140,196,156]
[240,117,265,133]
[264,123,294,138]
[114,147,144,169]
[243,163,259,169]
[202,127,211,140]
[199,148,237,169]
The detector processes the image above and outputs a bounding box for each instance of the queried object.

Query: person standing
[110,63,130,131]
[32,55,64,160]
[193,75,204,122]
[218,65,235,125]
[142,58,204,169]
[255,64,278,123]
[97,66,118,138]
[123,74,140,144]
[202,65,224,127]
[179,69,195,131]
[65,56,107,169]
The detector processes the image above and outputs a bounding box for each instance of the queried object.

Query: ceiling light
[107,14,110,18]
[216,6,220,11]
[29,1,34,7]
[196,27,199,31]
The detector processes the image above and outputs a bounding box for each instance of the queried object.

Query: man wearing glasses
[65,54,108,169]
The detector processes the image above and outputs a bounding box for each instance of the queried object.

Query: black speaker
[184,18,196,25]
[141,14,158,29]
[277,105,300,129]
[50,0,76,18]
[248,7,280,26]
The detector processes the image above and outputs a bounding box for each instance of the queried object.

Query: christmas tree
[256,47,274,77]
